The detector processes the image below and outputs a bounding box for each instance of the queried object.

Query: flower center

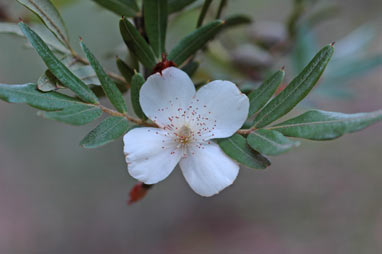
[176,125,193,145]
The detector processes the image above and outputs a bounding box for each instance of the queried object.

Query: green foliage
[271,110,382,140]
[116,58,134,83]
[19,22,99,104]
[80,116,131,148]
[17,0,70,48]
[218,134,271,169]
[0,83,83,111]
[37,57,100,92]
[130,73,147,120]
[92,0,139,17]
[248,69,285,116]
[253,44,334,128]
[0,22,69,54]
[144,0,168,57]
[168,0,197,14]
[81,41,127,113]
[41,104,102,125]
[181,61,200,77]
[168,20,224,66]
[222,14,252,29]
[119,17,157,69]
[247,129,299,156]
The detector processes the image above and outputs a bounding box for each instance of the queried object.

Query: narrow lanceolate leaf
[222,14,252,30]
[17,0,69,48]
[41,104,102,125]
[247,129,300,156]
[92,0,139,17]
[119,17,157,69]
[81,41,127,113]
[218,134,271,169]
[168,20,224,66]
[130,73,147,120]
[116,57,134,83]
[19,22,99,104]
[253,44,334,128]
[38,65,101,92]
[0,22,69,54]
[0,83,85,111]
[248,69,285,116]
[144,0,168,57]
[168,0,197,14]
[270,109,382,140]
[80,116,130,148]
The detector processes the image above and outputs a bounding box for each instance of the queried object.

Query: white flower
[123,67,249,197]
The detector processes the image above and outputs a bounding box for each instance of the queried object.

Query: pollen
[176,125,193,145]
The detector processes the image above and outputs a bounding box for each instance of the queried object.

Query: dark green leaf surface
[17,0,69,48]
[222,14,252,29]
[42,104,102,125]
[130,73,147,120]
[81,41,127,113]
[120,17,157,69]
[144,0,168,57]
[38,65,100,92]
[253,44,334,128]
[218,134,271,169]
[168,0,197,14]
[248,69,285,116]
[168,20,224,66]
[80,116,130,148]
[0,83,85,111]
[19,22,99,104]
[247,129,299,155]
[92,0,139,17]
[116,57,134,83]
[271,109,382,140]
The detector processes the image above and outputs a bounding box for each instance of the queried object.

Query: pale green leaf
[270,109,382,140]
[247,129,300,155]
[41,104,102,125]
[92,0,139,17]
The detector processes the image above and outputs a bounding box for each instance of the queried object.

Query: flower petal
[139,67,196,128]
[189,80,249,139]
[123,127,181,184]
[179,142,239,196]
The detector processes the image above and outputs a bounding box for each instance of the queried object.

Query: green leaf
[248,69,285,116]
[116,57,134,83]
[38,64,101,92]
[247,129,300,156]
[81,41,127,113]
[0,83,86,111]
[196,0,212,28]
[80,116,130,148]
[17,0,70,48]
[130,73,147,120]
[119,17,157,69]
[0,22,70,54]
[144,0,168,57]
[41,104,102,125]
[222,14,252,29]
[181,61,199,77]
[253,44,334,128]
[19,22,99,104]
[92,0,139,17]
[270,109,382,140]
[168,20,224,66]
[218,134,271,169]
[168,0,197,14]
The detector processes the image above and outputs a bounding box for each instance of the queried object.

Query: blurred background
[0,0,381,253]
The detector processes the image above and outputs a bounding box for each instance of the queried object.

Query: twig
[98,105,157,127]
